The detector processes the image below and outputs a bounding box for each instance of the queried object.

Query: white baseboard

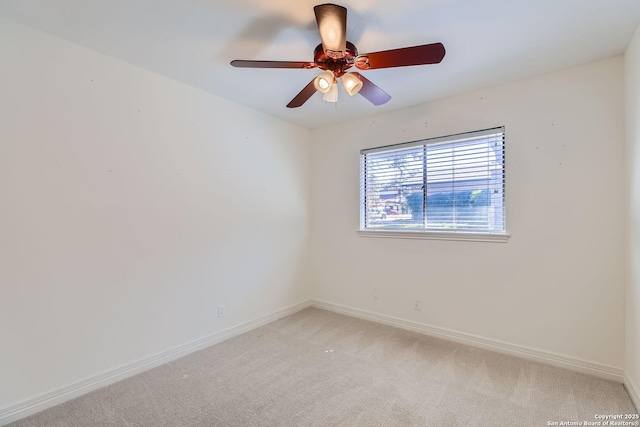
[626,373,640,411]
[1,299,630,426]
[0,300,312,426]
[311,300,625,383]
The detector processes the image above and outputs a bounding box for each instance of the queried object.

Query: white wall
[625,23,640,407]
[311,57,625,369]
[0,17,311,410]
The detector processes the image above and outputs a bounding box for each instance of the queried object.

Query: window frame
[358,127,509,243]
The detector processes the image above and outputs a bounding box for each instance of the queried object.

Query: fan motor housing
[314,41,358,76]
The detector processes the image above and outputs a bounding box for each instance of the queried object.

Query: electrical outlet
[373,287,380,300]
[414,300,422,311]
[218,305,226,318]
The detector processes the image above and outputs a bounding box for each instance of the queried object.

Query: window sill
[357,230,510,243]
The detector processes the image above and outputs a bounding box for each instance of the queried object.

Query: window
[359,127,507,241]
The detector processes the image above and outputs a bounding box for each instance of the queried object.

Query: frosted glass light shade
[322,82,338,102]
[341,72,363,96]
[313,70,334,93]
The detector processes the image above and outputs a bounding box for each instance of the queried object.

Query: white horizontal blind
[360,127,505,234]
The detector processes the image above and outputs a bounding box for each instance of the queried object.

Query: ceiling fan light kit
[323,82,339,103]
[231,3,446,108]
[341,72,363,96]
[314,70,335,93]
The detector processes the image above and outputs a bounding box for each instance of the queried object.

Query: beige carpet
[9,308,637,426]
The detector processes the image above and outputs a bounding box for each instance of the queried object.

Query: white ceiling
[1,0,640,129]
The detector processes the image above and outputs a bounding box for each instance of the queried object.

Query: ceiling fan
[230,3,446,108]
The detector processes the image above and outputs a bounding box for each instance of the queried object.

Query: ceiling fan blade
[355,43,446,70]
[287,79,318,108]
[314,4,347,59]
[351,73,391,106]
[231,60,317,69]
